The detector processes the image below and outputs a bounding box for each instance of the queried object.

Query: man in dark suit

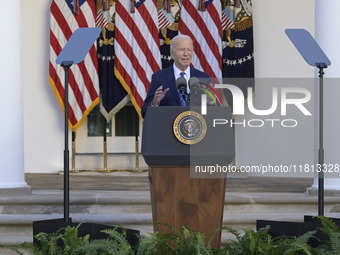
[141,35,210,118]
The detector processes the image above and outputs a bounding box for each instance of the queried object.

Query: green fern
[100,228,134,254]
[318,216,340,234]
[222,226,271,255]
[136,224,221,255]
[279,230,316,255]
[102,228,131,248]
[5,218,340,255]
[316,216,340,255]
[0,244,26,255]
[0,223,136,255]
[72,238,130,255]
[222,225,316,255]
[61,224,91,255]
[137,231,177,255]
[175,226,207,254]
[33,230,63,255]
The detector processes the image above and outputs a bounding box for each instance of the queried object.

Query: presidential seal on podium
[173,111,207,145]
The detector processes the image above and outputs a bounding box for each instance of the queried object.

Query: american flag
[95,10,109,29]
[49,0,99,131]
[179,0,222,79]
[158,8,173,29]
[114,0,162,117]
[221,7,235,31]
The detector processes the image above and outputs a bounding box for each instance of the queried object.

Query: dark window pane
[87,105,112,137]
[115,105,139,136]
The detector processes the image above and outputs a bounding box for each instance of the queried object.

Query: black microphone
[189,77,221,106]
[188,77,200,96]
[176,77,187,96]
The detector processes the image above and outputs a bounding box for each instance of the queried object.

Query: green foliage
[137,224,222,255]
[137,231,176,254]
[101,228,134,254]
[278,230,317,255]
[222,225,316,255]
[16,229,63,255]
[0,223,134,255]
[2,217,340,255]
[0,244,28,255]
[316,216,340,255]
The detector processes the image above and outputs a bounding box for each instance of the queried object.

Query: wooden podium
[142,106,235,248]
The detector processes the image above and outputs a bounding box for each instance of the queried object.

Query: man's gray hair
[170,34,193,50]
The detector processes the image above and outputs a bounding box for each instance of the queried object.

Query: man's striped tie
[179,72,187,106]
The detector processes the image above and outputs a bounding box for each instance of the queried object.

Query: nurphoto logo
[200,84,312,128]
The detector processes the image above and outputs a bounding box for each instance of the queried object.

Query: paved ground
[25,172,313,193]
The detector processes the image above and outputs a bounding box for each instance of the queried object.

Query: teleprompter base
[33,218,140,248]
[256,215,340,247]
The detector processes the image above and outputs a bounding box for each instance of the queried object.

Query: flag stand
[71,132,76,172]
[103,118,109,172]
[135,114,140,172]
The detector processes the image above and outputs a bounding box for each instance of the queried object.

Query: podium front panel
[142,106,235,166]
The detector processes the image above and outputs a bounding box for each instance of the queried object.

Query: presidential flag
[222,0,254,107]
[179,0,222,79]
[158,0,180,69]
[50,0,99,131]
[114,0,162,117]
[97,28,129,121]
[159,28,177,69]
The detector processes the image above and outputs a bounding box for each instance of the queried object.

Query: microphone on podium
[188,77,200,97]
[176,77,189,105]
[176,77,187,96]
[188,77,223,106]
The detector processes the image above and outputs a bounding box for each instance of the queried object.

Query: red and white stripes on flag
[179,0,222,79]
[158,9,172,29]
[222,10,234,31]
[95,10,109,29]
[49,0,99,131]
[114,0,161,117]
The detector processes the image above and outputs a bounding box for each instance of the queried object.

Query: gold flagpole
[103,119,109,172]
[135,114,140,172]
[135,140,139,172]
[71,132,76,172]
[104,141,108,172]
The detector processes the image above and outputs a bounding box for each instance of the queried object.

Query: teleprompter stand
[285,29,331,216]
[257,29,339,247]
[33,28,139,246]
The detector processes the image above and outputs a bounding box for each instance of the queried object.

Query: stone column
[309,0,340,194]
[0,0,30,195]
